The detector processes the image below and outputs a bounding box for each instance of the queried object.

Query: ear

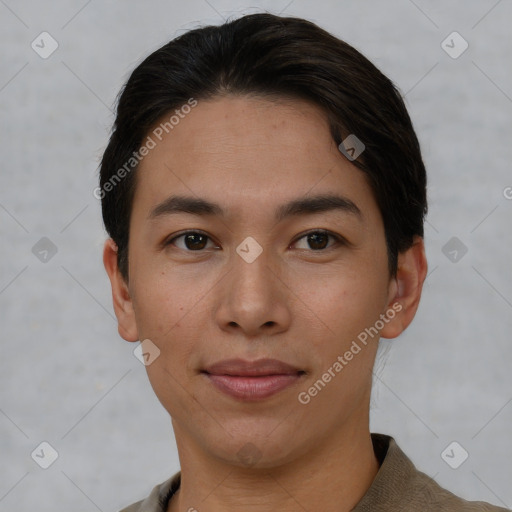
[380,236,428,339]
[103,238,139,342]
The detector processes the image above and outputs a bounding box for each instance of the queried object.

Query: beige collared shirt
[120,434,509,511]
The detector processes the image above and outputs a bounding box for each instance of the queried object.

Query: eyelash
[165,229,345,252]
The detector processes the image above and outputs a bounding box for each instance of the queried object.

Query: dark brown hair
[99,13,427,279]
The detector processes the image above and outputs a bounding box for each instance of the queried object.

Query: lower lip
[204,373,302,401]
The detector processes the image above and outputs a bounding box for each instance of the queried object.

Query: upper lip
[203,358,303,376]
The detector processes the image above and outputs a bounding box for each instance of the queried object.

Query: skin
[104,95,427,512]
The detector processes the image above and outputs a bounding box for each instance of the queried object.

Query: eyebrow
[148,193,362,222]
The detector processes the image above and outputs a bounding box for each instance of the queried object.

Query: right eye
[165,231,218,251]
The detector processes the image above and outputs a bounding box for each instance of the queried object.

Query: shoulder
[119,472,180,512]
[354,434,509,512]
[404,466,508,511]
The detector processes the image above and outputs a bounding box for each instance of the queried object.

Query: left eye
[293,230,341,251]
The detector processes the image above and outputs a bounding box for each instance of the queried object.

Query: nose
[214,243,292,337]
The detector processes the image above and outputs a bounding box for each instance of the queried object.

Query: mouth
[201,358,306,401]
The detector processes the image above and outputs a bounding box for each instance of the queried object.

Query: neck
[168,417,379,512]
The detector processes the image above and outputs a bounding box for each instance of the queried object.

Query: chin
[204,425,306,470]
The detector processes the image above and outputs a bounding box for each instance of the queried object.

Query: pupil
[182,233,328,251]
[308,232,328,250]
[185,233,206,250]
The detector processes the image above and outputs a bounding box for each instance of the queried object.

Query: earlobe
[103,239,139,342]
[381,236,428,339]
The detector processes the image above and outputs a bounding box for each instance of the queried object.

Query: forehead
[145,95,335,171]
[133,95,378,222]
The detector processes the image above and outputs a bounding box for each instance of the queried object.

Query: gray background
[1,1,511,511]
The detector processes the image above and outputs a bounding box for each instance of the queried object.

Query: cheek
[130,268,203,363]
[130,265,216,369]
[131,273,199,400]
[296,263,389,351]
[131,273,176,337]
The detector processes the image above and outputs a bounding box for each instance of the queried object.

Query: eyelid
[164,229,219,249]
[164,229,347,252]
[291,229,347,249]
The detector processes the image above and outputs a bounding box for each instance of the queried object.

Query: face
[106,95,421,469]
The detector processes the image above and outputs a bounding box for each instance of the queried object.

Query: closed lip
[202,358,304,376]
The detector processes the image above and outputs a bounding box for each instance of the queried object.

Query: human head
[99,13,427,280]
[100,13,429,472]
